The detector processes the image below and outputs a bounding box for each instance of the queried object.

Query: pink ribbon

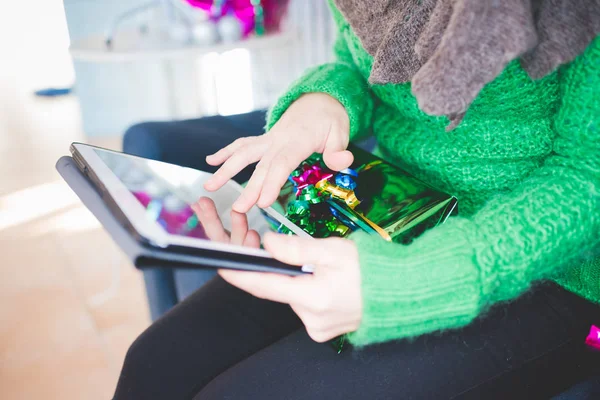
[585,325,600,350]
[291,164,333,193]
[184,0,289,35]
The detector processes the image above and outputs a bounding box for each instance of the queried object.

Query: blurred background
[0,1,334,398]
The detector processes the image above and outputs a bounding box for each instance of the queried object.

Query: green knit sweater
[267,2,600,346]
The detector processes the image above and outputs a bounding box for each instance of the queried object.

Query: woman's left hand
[219,233,363,343]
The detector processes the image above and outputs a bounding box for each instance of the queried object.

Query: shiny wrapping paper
[274,145,458,244]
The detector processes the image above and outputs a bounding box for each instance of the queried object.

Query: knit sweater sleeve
[265,0,374,141]
[347,36,600,346]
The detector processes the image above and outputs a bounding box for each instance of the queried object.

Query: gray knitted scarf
[334,0,600,129]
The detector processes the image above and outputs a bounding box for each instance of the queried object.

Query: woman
[114,0,600,398]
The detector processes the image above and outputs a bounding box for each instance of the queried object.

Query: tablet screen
[91,147,287,243]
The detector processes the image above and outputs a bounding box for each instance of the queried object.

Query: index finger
[205,137,249,166]
[192,197,230,243]
[204,144,265,191]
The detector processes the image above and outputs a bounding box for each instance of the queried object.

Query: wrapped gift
[274,145,457,244]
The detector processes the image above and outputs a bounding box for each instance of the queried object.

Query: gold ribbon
[315,179,361,209]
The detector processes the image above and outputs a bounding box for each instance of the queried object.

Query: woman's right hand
[203,93,353,213]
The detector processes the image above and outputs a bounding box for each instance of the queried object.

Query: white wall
[1,0,75,92]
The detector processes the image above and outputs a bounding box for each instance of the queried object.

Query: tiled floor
[0,88,150,398]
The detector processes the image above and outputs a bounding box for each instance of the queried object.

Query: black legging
[115,112,600,399]
[114,277,599,399]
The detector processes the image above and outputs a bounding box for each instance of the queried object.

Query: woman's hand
[219,232,363,343]
[203,93,352,213]
[191,197,260,248]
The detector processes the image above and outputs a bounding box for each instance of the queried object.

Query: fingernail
[256,196,267,208]
[232,200,242,212]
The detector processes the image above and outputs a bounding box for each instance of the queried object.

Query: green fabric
[266,11,374,140]
[267,0,600,346]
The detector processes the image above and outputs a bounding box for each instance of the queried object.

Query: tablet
[69,142,313,275]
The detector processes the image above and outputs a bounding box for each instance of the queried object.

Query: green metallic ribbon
[282,156,390,240]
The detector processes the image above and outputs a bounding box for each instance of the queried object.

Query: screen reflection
[93,148,275,243]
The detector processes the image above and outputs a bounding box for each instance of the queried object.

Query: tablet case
[55,156,305,275]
